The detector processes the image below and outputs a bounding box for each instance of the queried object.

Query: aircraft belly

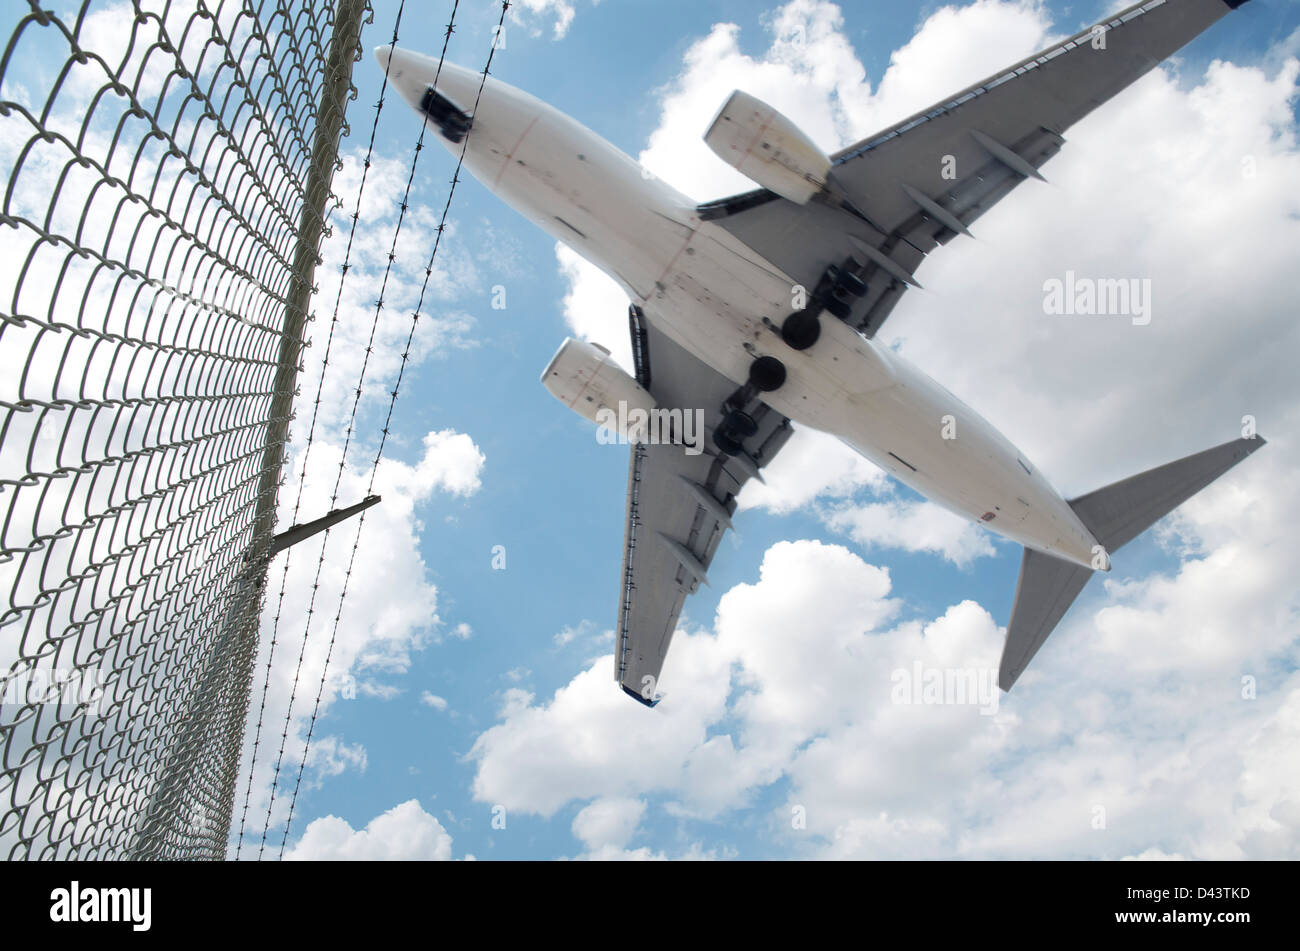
[489,119,695,300]
[485,122,1100,565]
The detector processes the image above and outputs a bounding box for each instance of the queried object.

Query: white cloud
[235,424,486,846]
[469,626,736,817]
[553,619,607,649]
[568,798,728,860]
[1123,848,1187,861]
[571,797,646,851]
[304,736,368,783]
[736,426,883,514]
[473,518,1300,859]
[420,692,449,711]
[510,0,580,40]
[284,800,454,861]
[822,497,998,567]
[554,243,635,372]
[476,0,1300,860]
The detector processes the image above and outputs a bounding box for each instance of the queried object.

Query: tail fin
[999,436,1265,690]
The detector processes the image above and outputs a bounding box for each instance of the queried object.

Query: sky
[5,0,1298,861]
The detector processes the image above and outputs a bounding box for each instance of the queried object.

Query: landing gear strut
[713,355,786,456]
[779,259,869,352]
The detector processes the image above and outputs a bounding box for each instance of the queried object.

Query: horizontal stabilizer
[999,550,1093,691]
[1000,436,1265,691]
[1068,437,1265,553]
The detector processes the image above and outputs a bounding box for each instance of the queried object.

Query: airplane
[375,0,1263,706]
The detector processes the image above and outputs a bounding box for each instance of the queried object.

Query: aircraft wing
[615,312,792,705]
[699,0,1246,339]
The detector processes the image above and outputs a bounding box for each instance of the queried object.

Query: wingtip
[621,684,661,708]
[998,661,1018,693]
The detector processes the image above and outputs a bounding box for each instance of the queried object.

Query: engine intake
[541,337,657,441]
[704,90,832,205]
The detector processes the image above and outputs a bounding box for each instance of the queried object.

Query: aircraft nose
[371,47,482,120]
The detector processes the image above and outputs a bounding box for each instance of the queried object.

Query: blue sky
[207,0,1300,860]
[8,0,1299,862]
[7,0,1279,862]
[262,0,1022,859]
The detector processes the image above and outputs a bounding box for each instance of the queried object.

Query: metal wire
[0,0,368,860]
[237,0,401,863]
[276,0,495,858]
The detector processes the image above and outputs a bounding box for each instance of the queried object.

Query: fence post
[127,0,370,860]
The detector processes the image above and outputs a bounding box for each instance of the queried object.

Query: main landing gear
[713,356,789,456]
[780,261,868,352]
[713,260,867,455]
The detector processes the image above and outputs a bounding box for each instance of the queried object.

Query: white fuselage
[379,50,1102,568]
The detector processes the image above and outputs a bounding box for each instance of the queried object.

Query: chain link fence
[0,0,369,859]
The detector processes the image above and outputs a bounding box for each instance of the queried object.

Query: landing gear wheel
[834,270,868,298]
[748,356,786,392]
[823,294,852,320]
[712,429,744,456]
[721,409,758,438]
[781,310,820,351]
[713,407,758,456]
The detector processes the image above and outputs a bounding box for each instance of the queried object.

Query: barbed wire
[253,0,459,860]
[2,0,507,860]
[276,0,501,857]
[234,0,398,863]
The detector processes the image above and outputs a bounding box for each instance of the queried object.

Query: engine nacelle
[704,90,832,205]
[541,337,656,439]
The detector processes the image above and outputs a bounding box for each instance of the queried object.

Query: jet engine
[704,90,832,205]
[541,337,656,441]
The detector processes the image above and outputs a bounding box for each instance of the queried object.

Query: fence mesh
[0,0,369,859]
